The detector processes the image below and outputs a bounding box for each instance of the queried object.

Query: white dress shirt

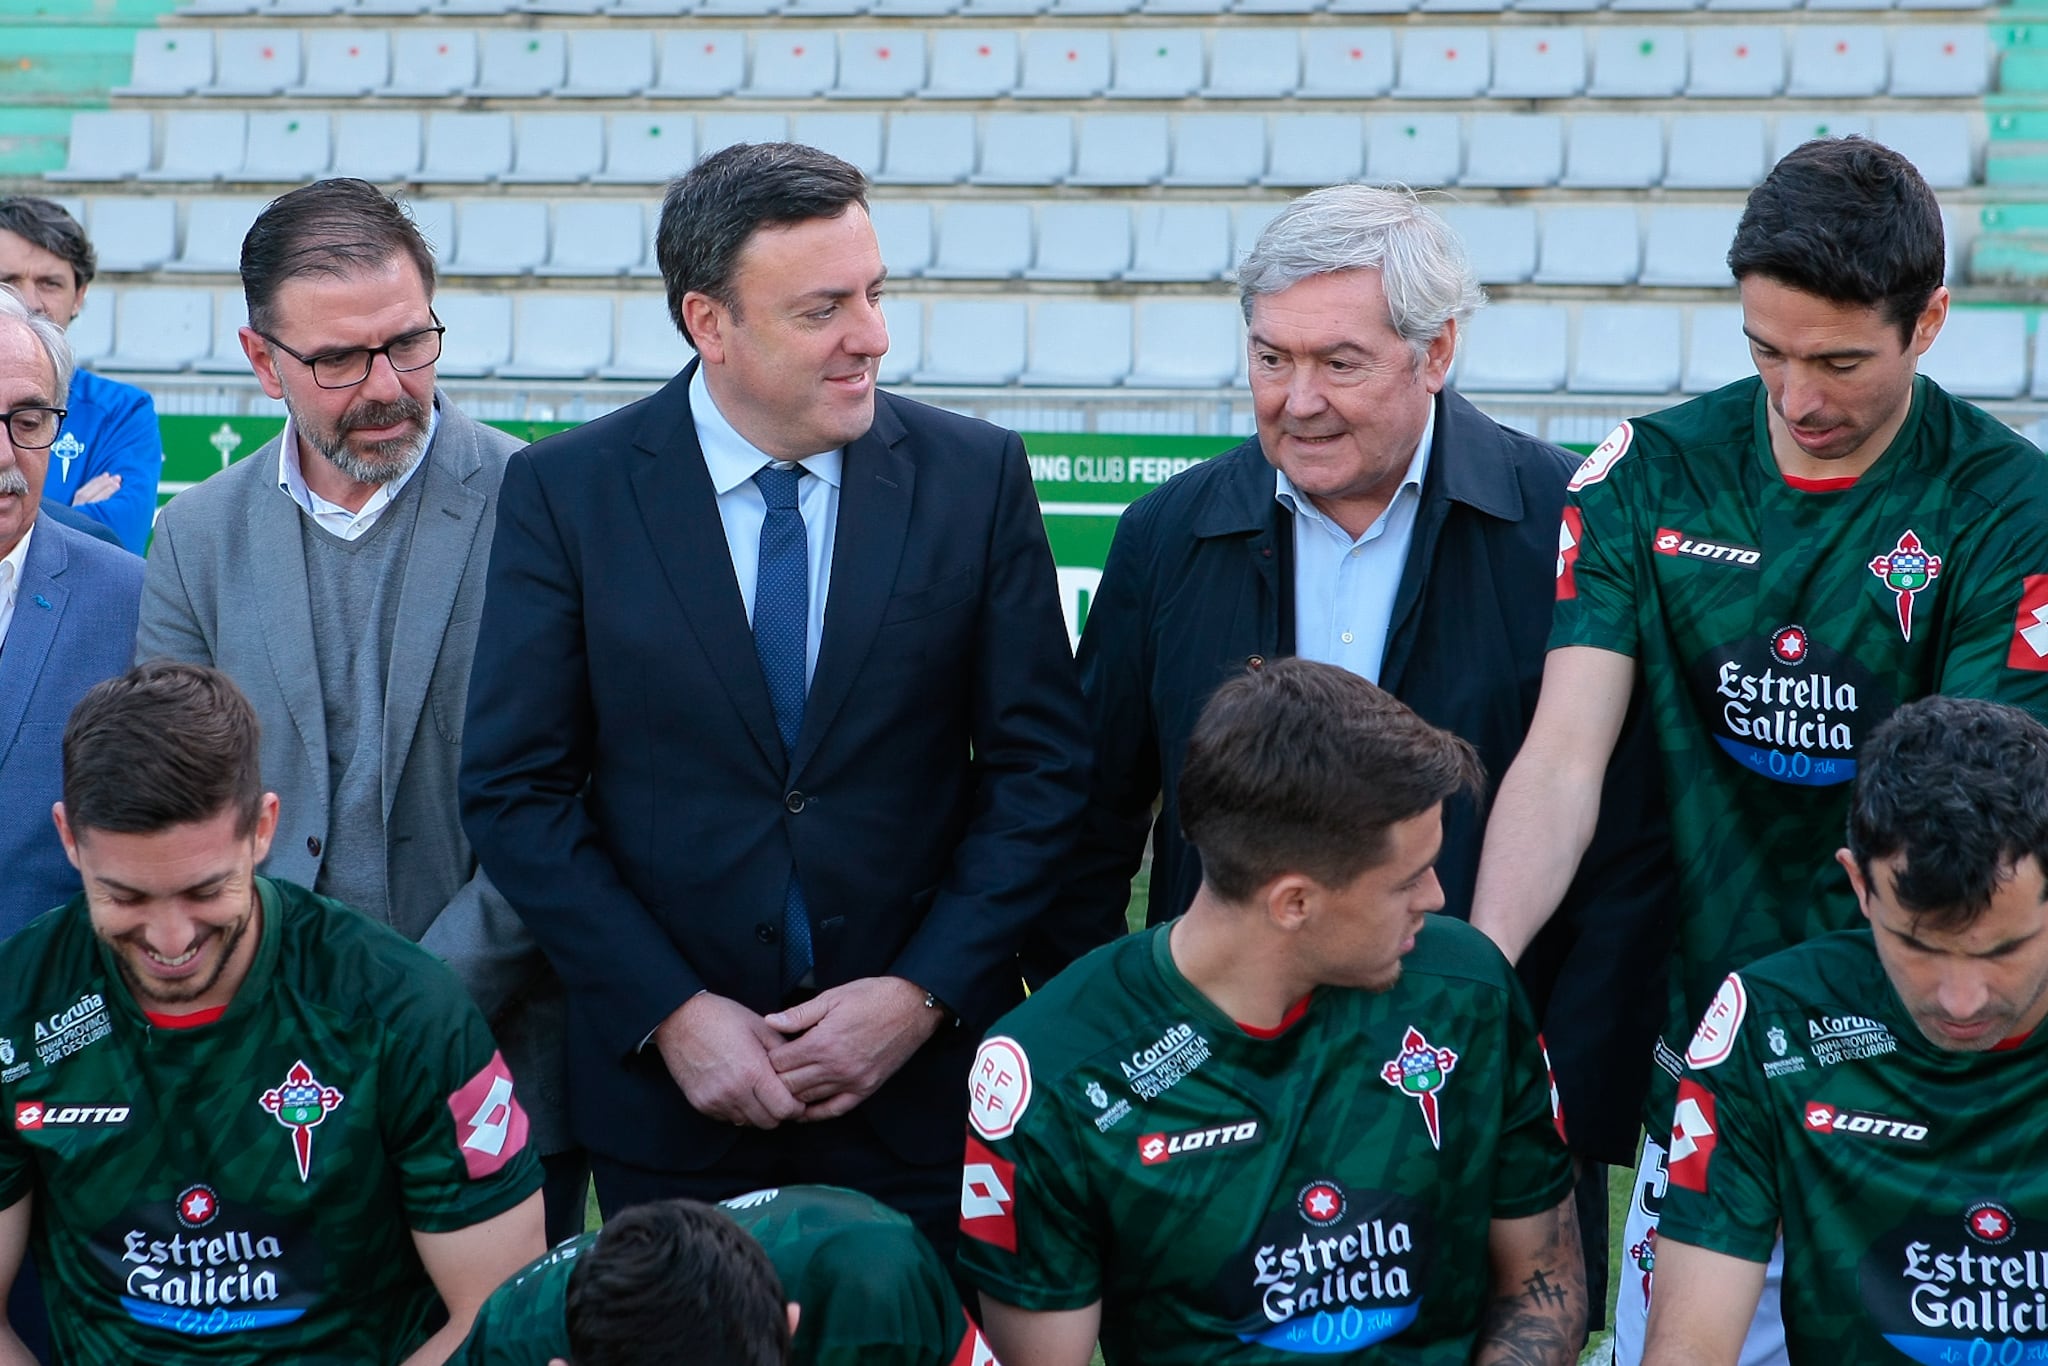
[1276,404,1435,684]
[277,402,440,542]
[0,519,33,654]
[691,367,843,687]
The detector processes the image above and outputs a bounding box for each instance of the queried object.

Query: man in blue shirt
[0,197,162,554]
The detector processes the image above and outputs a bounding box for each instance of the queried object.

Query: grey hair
[0,283,75,401]
[1238,185,1485,363]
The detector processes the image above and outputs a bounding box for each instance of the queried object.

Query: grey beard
[290,393,430,488]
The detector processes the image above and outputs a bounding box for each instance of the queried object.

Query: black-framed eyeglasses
[257,312,445,390]
[1,406,66,451]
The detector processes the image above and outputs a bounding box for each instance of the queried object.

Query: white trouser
[1612,1136,1787,1366]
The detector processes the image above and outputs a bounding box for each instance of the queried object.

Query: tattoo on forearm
[1473,1204,1586,1366]
[1522,1268,1570,1310]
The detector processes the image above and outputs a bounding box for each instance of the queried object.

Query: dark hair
[1847,696,2048,932]
[1178,658,1483,902]
[0,196,95,289]
[1727,137,1945,345]
[564,1200,789,1366]
[655,142,869,350]
[240,178,437,334]
[63,662,264,838]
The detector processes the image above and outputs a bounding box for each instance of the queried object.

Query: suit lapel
[793,401,912,778]
[629,371,784,772]
[246,439,330,787]
[381,402,486,819]
[0,524,67,760]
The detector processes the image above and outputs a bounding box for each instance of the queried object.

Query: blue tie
[752,464,813,990]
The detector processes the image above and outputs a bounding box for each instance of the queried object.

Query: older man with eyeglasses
[0,281,143,941]
[134,178,585,1249]
[0,277,148,1366]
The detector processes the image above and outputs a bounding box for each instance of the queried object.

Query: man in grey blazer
[134,179,582,1242]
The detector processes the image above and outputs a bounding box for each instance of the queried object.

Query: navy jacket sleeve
[460,446,708,1059]
[885,430,1092,1027]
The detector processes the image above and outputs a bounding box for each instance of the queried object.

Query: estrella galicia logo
[89,1193,319,1336]
[1858,1201,2048,1363]
[1691,630,1891,787]
[1220,1183,1429,1355]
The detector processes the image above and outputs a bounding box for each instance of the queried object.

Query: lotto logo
[14,1101,128,1130]
[445,1051,530,1180]
[1136,1120,1259,1166]
[1803,1101,1927,1143]
[1667,1081,1717,1193]
[960,1136,1017,1253]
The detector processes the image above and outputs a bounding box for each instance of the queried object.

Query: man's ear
[787,1301,802,1338]
[239,327,287,401]
[1262,875,1314,933]
[1835,848,1873,926]
[53,802,80,872]
[681,292,728,366]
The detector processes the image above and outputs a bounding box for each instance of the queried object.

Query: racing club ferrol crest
[1381,1026,1459,1151]
[259,1060,345,1183]
[1869,530,1941,642]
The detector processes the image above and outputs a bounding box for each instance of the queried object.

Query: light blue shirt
[1276,405,1435,685]
[691,366,843,686]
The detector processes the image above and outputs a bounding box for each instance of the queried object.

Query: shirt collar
[0,517,35,602]
[690,366,845,493]
[1273,401,1436,537]
[276,398,440,519]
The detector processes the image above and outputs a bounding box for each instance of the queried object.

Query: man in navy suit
[0,282,142,941]
[0,281,141,1366]
[460,143,1090,1257]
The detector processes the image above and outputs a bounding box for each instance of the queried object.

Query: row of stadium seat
[41,193,1970,286]
[170,0,1988,19]
[70,286,2035,399]
[120,24,1991,101]
[52,107,1979,188]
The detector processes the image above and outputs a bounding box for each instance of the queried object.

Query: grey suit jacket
[134,395,569,1152]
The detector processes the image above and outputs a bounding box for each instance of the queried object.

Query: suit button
[756,923,779,944]
[306,836,322,857]
[785,791,806,814]
[1245,655,1265,671]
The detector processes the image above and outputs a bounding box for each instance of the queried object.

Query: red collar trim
[1781,473,1860,493]
[1238,995,1312,1040]
[144,1005,228,1030]
[1992,1028,2034,1052]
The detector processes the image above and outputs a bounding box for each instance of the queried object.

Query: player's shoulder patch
[1684,973,1747,1071]
[1567,421,1634,493]
[968,1036,1033,1140]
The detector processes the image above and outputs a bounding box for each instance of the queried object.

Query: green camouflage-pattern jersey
[955,919,1572,1365]
[449,1184,993,1366]
[1552,376,2048,1119]
[1659,932,2048,1364]
[0,878,542,1364]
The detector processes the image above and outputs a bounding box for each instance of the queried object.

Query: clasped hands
[652,976,944,1129]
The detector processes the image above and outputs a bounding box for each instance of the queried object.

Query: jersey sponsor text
[1120,1022,1210,1101]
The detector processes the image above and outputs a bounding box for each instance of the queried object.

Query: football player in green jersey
[961,660,1582,1366]
[456,1197,794,1366]
[0,663,545,1364]
[453,1186,992,1366]
[1467,137,2048,1365]
[1648,696,2048,1365]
